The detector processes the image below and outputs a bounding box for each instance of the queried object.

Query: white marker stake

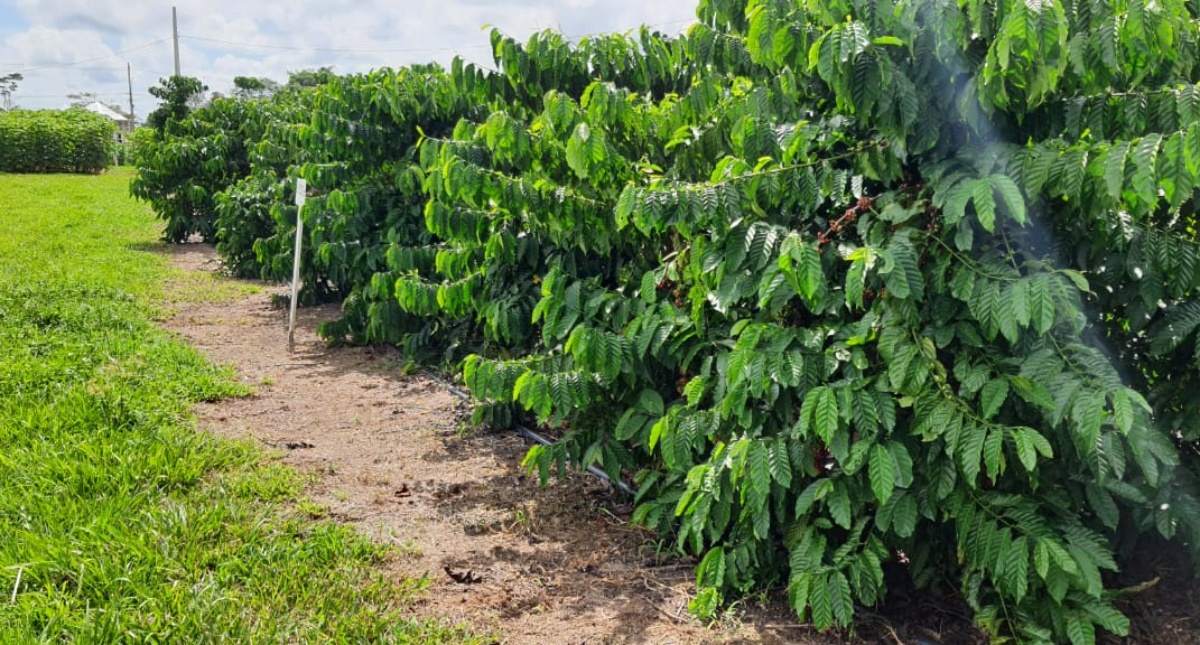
[287,178,307,352]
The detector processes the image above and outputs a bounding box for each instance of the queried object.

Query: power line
[0,16,696,72]
[176,17,696,56]
[0,13,697,105]
[8,66,133,73]
[10,92,129,98]
[0,38,170,71]
[179,34,490,54]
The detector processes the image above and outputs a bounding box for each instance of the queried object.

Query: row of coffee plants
[134,1,1200,642]
[0,109,115,173]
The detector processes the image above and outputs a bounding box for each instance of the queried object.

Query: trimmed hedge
[0,109,116,174]
[136,4,1200,640]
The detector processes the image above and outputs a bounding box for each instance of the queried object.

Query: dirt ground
[158,243,1196,645]
[161,243,817,644]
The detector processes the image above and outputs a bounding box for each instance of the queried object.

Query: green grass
[0,171,479,643]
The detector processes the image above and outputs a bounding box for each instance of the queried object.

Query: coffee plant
[134,1,1200,642]
[0,109,115,173]
[132,96,283,242]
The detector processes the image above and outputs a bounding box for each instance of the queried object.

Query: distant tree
[285,67,337,89]
[232,76,279,100]
[0,73,22,111]
[67,92,99,108]
[145,76,207,135]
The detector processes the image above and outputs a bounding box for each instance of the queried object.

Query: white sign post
[287,178,307,353]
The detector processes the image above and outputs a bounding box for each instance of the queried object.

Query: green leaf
[1103,141,1130,200]
[1111,389,1134,434]
[1011,427,1037,472]
[1160,131,1193,208]
[746,441,771,514]
[1021,147,1056,195]
[1040,537,1078,575]
[788,573,813,621]
[828,483,852,529]
[815,386,840,443]
[989,175,1027,225]
[1009,279,1031,329]
[615,409,648,441]
[810,573,833,629]
[960,421,986,486]
[638,389,665,417]
[781,236,827,306]
[1034,539,1051,580]
[932,459,957,501]
[983,425,1005,480]
[1150,299,1200,355]
[888,441,914,487]
[951,268,976,302]
[875,489,899,532]
[881,234,924,301]
[846,257,866,310]
[1186,124,1200,178]
[769,438,793,488]
[796,479,832,516]
[1061,269,1092,294]
[565,122,594,180]
[869,443,896,504]
[1029,274,1056,334]
[1131,134,1161,211]
[1003,536,1029,603]
[1082,599,1130,636]
[980,378,1009,420]
[892,492,918,537]
[1071,390,1106,448]
[1066,614,1096,645]
[1010,377,1056,411]
[970,179,997,232]
[943,179,971,225]
[696,547,726,588]
[1086,484,1120,530]
[829,571,854,627]
[683,376,709,408]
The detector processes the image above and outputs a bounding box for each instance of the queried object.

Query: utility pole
[127,63,135,123]
[172,7,180,76]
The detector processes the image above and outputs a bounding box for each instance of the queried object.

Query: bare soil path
[159,243,821,645]
[156,242,1200,645]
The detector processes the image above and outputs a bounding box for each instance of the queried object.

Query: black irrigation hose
[407,361,637,497]
[511,420,638,497]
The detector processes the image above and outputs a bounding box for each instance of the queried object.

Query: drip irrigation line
[393,351,636,496]
[510,420,637,497]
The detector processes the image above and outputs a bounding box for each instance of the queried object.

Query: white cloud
[1,0,697,112]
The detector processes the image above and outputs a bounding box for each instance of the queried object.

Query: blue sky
[0,4,27,39]
[0,0,697,113]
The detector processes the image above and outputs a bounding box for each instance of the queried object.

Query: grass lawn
[0,171,480,643]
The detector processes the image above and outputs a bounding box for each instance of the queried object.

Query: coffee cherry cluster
[923,203,942,233]
[656,278,688,308]
[813,444,832,475]
[817,195,873,248]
